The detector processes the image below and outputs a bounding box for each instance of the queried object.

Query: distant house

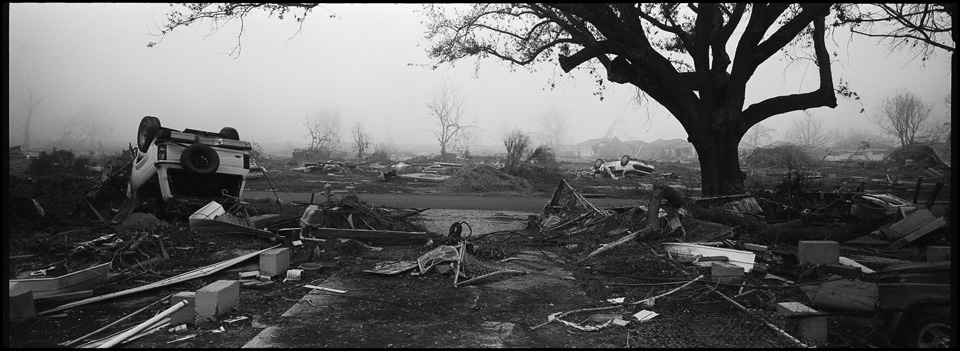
[623,139,657,160]
[824,140,896,162]
[649,138,697,161]
[738,141,757,158]
[571,137,640,159]
[572,138,607,158]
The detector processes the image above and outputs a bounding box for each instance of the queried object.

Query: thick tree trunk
[691,131,746,196]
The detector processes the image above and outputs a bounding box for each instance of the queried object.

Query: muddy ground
[6,156,951,348]
[5,206,884,349]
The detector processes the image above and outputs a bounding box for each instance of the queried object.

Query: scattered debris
[304,285,346,294]
[9,262,111,299]
[364,261,419,275]
[40,245,281,315]
[632,310,659,322]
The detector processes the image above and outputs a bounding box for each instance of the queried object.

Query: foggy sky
[7,3,953,154]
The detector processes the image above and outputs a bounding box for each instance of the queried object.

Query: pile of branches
[313,195,427,232]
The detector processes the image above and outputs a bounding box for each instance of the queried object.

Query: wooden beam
[310,228,434,245]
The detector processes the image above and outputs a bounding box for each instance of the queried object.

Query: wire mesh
[555,237,805,348]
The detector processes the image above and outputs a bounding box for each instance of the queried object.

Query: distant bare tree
[786,112,834,149]
[919,93,952,144]
[602,114,630,140]
[452,128,479,159]
[350,120,371,160]
[744,123,775,147]
[503,128,532,175]
[19,88,51,150]
[54,103,114,152]
[872,90,933,146]
[427,79,476,161]
[538,108,570,153]
[302,108,343,156]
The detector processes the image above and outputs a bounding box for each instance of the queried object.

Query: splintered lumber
[578,230,638,263]
[40,245,281,315]
[60,293,173,347]
[79,318,170,348]
[714,291,809,348]
[881,209,936,240]
[768,216,887,244]
[887,217,947,250]
[799,278,878,312]
[304,285,346,294]
[309,228,433,245]
[98,300,187,348]
[530,275,704,331]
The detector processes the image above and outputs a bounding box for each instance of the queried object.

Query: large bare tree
[302,108,343,155]
[873,90,933,147]
[427,79,476,160]
[350,120,372,159]
[422,3,843,195]
[152,4,859,196]
[786,112,834,149]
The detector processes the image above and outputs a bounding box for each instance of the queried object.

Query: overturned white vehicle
[128,116,253,202]
[592,155,655,179]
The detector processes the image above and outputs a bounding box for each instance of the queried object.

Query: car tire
[137,116,161,152]
[100,160,119,183]
[180,144,220,174]
[220,127,240,140]
[902,312,951,348]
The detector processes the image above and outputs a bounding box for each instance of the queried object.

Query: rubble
[7,138,951,349]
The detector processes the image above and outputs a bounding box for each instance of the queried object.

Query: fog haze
[7,3,952,156]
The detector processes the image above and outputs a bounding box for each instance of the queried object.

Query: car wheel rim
[917,322,951,348]
[190,153,213,169]
[101,163,113,183]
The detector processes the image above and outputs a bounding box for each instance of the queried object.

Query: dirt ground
[5,155,951,348]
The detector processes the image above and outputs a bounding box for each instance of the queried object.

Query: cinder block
[776,302,828,345]
[9,290,36,323]
[711,262,745,277]
[259,248,291,277]
[196,280,240,323]
[927,246,951,262]
[797,241,839,265]
[169,291,196,326]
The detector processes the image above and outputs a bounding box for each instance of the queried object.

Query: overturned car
[128,116,252,203]
[592,155,655,179]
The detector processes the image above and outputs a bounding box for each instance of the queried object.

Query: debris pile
[523,177,950,348]
[439,164,535,193]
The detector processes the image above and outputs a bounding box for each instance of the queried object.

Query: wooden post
[925,182,943,208]
[912,177,923,204]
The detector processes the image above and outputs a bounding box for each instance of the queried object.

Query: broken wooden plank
[887,217,947,250]
[799,278,878,312]
[99,300,188,348]
[838,256,875,274]
[363,261,418,275]
[881,208,935,240]
[309,228,433,245]
[304,285,346,294]
[60,293,172,347]
[34,290,93,303]
[40,245,280,315]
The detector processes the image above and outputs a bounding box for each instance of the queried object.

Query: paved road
[244,191,644,212]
